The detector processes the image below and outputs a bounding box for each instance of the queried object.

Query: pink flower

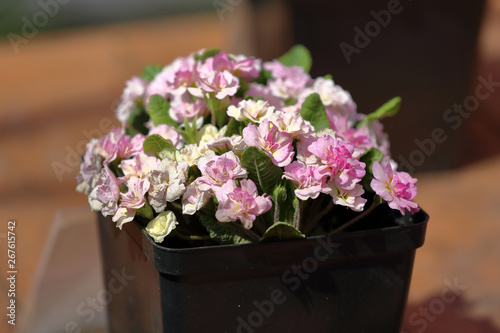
[146,55,198,102]
[145,67,173,101]
[308,135,366,190]
[329,183,367,212]
[147,159,189,213]
[370,161,419,215]
[95,128,144,163]
[88,165,120,216]
[212,52,260,80]
[119,153,160,181]
[116,76,148,125]
[296,135,321,165]
[197,151,247,190]
[148,124,185,149]
[189,70,239,100]
[169,93,209,125]
[120,177,150,209]
[268,110,314,139]
[242,119,294,167]
[112,177,150,228]
[215,179,272,229]
[283,161,330,200]
[182,179,212,215]
[264,60,311,100]
[128,134,146,156]
[229,54,261,80]
[172,63,199,94]
[76,139,103,195]
[329,115,373,158]
[112,207,136,229]
[357,118,391,156]
[245,83,285,109]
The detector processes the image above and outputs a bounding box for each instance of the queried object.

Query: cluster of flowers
[77,47,419,244]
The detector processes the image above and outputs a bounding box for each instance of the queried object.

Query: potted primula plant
[77,45,428,333]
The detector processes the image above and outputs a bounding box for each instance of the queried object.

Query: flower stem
[331,201,380,234]
[241,225,261,242]
[205,93,217,126]
[292,200,303,231]
[168,201,183,213]
[273,199,280,224]
[303,199,335,235]
[137,201,154,220]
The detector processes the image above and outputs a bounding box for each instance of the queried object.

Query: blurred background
[0,0,499,332]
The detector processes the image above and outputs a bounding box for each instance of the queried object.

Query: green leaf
[143,134,177,158]
[235,77,249,98]
[198,212,253,245]
[278,44,312,73]
[225,118,245,137]
[148,94,177,127]
[196,48,221,62]
[141,64,163,82]
[173,116,199,145]
[254,69,271,85]
[300,93,330,131]
[127,106,150,135]
[358,96,401,127]
[260,222,305,243]
[240,147,284,195]
[243,96,265,101]
[359,147,384,190]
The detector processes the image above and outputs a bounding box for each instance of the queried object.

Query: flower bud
[272,184,288,203]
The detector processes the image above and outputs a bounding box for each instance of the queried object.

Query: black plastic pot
[97,206,428,333]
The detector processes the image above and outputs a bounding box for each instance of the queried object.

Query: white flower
[206,134,247,156]
[145,211,178,243]
[268,110,314,138]
[329,183,367,212]
[112,207,136,229]
[198,124,226,146]
[227,99,274,123]
[175,144,214,166]
[147,159,189,213]
[182,179,212,215]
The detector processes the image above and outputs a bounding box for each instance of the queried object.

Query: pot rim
[111,208,429,275]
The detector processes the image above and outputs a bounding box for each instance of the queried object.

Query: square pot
[97,206,428,333]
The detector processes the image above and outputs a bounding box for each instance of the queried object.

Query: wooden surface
[403,156,500,332]
[1,2,500,332]
[0,12,237,333]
